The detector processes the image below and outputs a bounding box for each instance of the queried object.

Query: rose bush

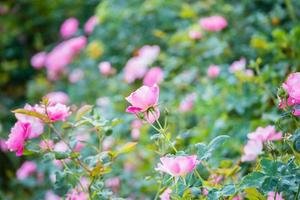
[1,0,300,199]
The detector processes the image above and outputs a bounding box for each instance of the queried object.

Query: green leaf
[75,105,93,121]
[54,151,69,160]
[12,109,50,122]
[244,188,265,200]
[240,172,266,189]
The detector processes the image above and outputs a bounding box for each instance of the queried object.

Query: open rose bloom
[155,155,199,177]
[199,16,227,32]
[126,84,160,123]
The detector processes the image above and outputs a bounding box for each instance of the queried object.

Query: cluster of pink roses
[6,99,70,156]
[280,72,300,116]
[241,125,282,162]
[31,16,99,80]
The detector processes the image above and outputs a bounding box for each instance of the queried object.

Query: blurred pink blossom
[138,45,160,65]
[124,57,148,83]
[207,65,220,78]
[16,161,37,180]
[143,67,164,86]
[131,119,143,140]
[69,69,84,83]
[189,30,202,40]
[105,177,120,193]
[282,72,300,101]
[46,103,71,122]
[98,61,115,76]
[229,58,246,73]
[155,155,199,177]
[39,140,54,150]
[247,125,282,143]
[45,191,61,200]
[84,16,98,35]
[160,188,172,200]
[66,190,88,200]
[267,192,284,200]
[241,140,263,162]
[0,139,8,152]
[179,93,197,113]
[45,91,69,105]
[60,17,79,38]
[199,16,227,32]
[31,52,47,69]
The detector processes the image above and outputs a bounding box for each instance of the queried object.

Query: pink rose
[143,67,164,86]
[6,121,30,156]
[160,188,172,200]
[60,17,79,38]
[46,103,71,122]
[199,16,227,32]
[267,192,284,200]
[84,16,98,35]
[179,93,197,113]
[69,69,84,83]
[31,52,47,69]
[124,57,148,83]
[155,155,199,177]
[98,61,115,76]
[189,30,202,40]
[16,161,37,180]
[282,72,300,102]
[247,126,282,143]
[45,191,61,200]
[138,45,160,65]
[229,58,246,73]
[125,85,160,123]
[207,65,220,78]
[45,91,69,105]
[241,140,263,162]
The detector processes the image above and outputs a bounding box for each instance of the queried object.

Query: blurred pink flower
[66,190,88,200]
[241,140,263,162]
[69,68,84,83]
[66,36,87,55]
[245,69,254,77]
[6,121,31,156]
[16,161,37,180]
[60,17,79,38]
[0,139,8,152]
[124,57,148,83]
[98,61,115,76]
[143,67,164,86]
[84,16,98,35]
[45,191,61,200]
[232,195,243,200]
[247,126,282,143]
[155,155,199,177]
[46,103,71,122]
[39,140,54,150]
[202,188,209,196]
[31,52,47,69]
[126,85,160,123]
[267,192,284,200]
[138,45,160,65]
[199,16,227,32]
[45,91,69,105]
[179,93,197,113]
[105,177,120,193]
[102,136,114,151]
[207,65,220,78]
[189,30,202,40]
[282,73,300,117]
[131,119,143,140]
[229,58,246,73]
[160,188,172,200]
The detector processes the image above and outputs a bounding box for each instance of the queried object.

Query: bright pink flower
[60,18,79,38]
[241,140,263,162]
[46,103,71,122]
[155,155,199,177]
[39,140,54,150]
[247,126,282,143]
[267,192,284,200]
[15,104,44,138]
[124,57,148,83]
[229,58,246,73]
[143,67,164,86]
[189,30,202,40]
[179,93,197,113]
[138,45,160,65]
[207,65,220,78]
[126,85,160,123]
[31,52,47,69]
[45,190,61,200]
[160,188,172,200]
[98,61,115,76]
[6,121,31,156]
[16,161,37,180]
[84,16,98,35]
[69,69,84,83]
[105,177,120,193]
[66,190,88,200]
[282,72,300,102]
[66,36,87,54]
[45,91,69,105]
[232,195,243,200]
[199,16,227,32]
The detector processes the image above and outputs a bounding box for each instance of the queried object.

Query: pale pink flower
[46,103,71,122]
[229,58,246,73]
[210,174,223,185]
[207,65,220,78]
[245,69,254,77]
[143,67,164,86]
[0,139,8,152]
[16,161,37,180]
[282,72,300,103]
[160,188,172,200]
[124,57,148,83]
[66,190,88,200]
[31,52,47,69]
[241,140,263,162]
[189,30,202,40]
[131,119,143,140]
[105,177,120,193]
[247,126,282,143]
[45,190,61,200]
[155,155,199,177]
[98,61,115,76]
[6,121,31,156]
[179,93,197,113]
[54,141,68,152]
[39,140,54,150]
[15,104,44,138]
[60,17,79,38]
[202,188,209,196]
[199,16,227,32]
[138,45,160,65]
[125,85,160,123]
[69,69,84,83]
[84,16,98,35]
[232,195,243,200]
[45,91,69,105]
[66,36,87,55]
[267,192,284,200]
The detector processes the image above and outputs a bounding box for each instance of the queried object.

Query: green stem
[285,0,297,23]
